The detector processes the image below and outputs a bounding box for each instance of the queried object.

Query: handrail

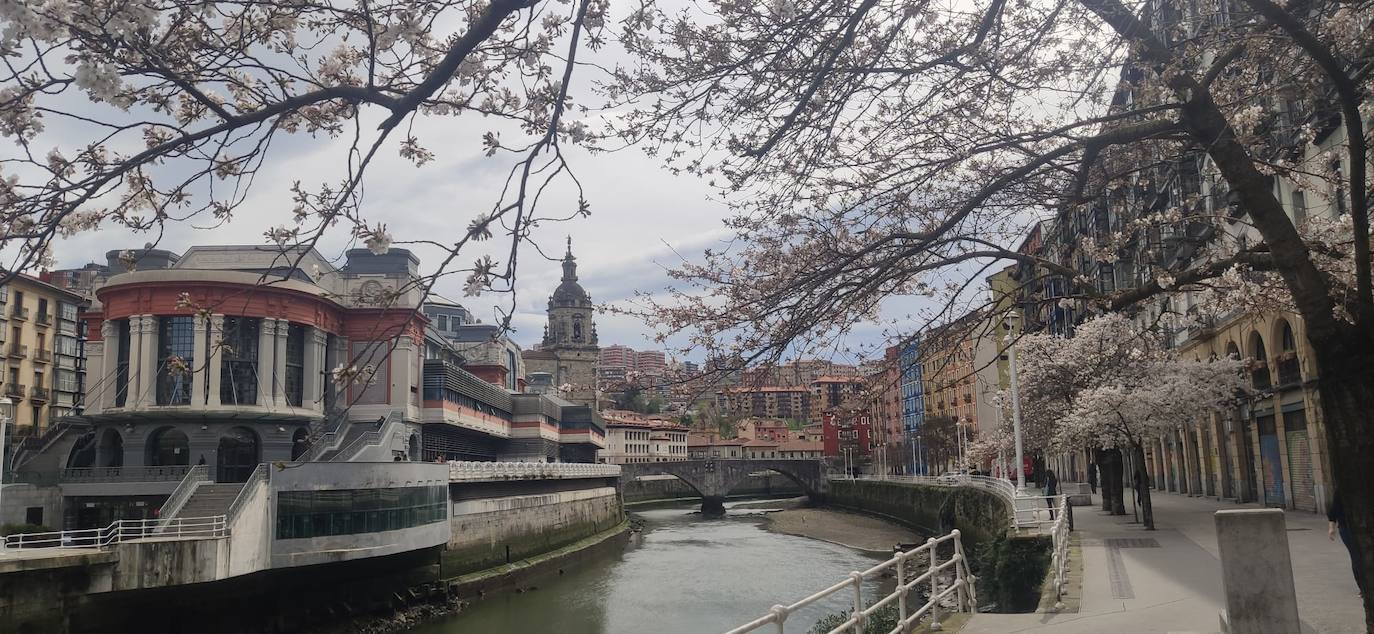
[331,410,398,462]
[155,464,210,529]
[224,463,269,525]
[727,529,977,633]
[447,460,621,481]
[843,474,1060,533]
[1048,494,1072,610]
[2,515,227,550]
[299,409,353,462]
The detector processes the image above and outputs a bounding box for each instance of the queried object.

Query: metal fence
[3,516,227,550]
[726,529,977,634]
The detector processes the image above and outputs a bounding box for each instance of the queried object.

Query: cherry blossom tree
[1026,315,1246,528]
[609,1,1374,620]
[0,0,612,329]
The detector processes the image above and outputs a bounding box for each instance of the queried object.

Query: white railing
[2,516,227,550]
[1011,494,1066,534]
[332,411,400,462]
[155,464,211,530]
[447,460,621,482]
[1048,494,1072,610]
[844,474,1063,533]
[727,529,977,634]
[224,464,269,525]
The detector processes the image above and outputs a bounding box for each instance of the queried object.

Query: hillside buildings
[597,410,688,464]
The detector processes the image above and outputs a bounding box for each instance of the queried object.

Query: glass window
[284,324,305,407]
[220,317,260,405]
[115,320,131,407]
[275,485,447,540]
[60,302,77,322]
[157,316,195,405]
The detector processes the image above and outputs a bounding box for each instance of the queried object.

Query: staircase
[172,483,245,519]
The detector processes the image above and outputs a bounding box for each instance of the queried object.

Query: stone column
[257,318,278,409]
[1214,509,1301,632]
[133,315,158,408]
[274,322,289,407]
[99,320,118,411]
[303,327,326,411]
[191,314,209,409]
[207,315,225,408]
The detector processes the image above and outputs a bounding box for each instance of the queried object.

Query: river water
[412,500,899,634]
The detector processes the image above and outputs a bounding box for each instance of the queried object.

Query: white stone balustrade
[446,460,621,482]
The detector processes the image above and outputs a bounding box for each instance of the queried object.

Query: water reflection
[413,500,895,634]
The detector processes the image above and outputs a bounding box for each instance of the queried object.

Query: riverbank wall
[2,473,626,633]
[441,478,623,578]
[821,479,1051,612]
[622,473,802,503]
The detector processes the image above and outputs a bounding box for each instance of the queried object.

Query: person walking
[1133,471,1144,505]
[1087,463,1098,494]
[1045,469,1059,520]
[1329,492,1366,595]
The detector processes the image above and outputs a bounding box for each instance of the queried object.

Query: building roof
[743,439,779,447]
[777,440,823,452]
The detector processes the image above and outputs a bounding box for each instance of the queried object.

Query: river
[411,500,907,634]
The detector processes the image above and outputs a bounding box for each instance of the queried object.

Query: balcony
[6,344,26,360]
[34,312,51,328]
[28,386,49,402]
[33,348,51,364]
[3,383,25,400]
[9,305,27,320]
[1251,364,1273,392]
[1276,355,1302,388]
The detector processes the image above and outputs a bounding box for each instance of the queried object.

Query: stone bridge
[618,459,828,513]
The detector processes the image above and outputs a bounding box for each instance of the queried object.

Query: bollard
[1214,509,1300,633]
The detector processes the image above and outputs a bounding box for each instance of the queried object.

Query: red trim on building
[96,282,346,333]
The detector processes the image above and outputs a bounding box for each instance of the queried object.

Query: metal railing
[447,460,622,481]
[2,516,226,550]
[727,529,977,633]
[843,474,1064,534]
[6,344,26,359]
[1048,494,1072,610]
[298,410,353,462]
[330,411,401,462]
[33,348,51,363]
[224,464,269,526]
[155,464,211,529]
[29,386,50,401]
[3,382,25,398]
[58,465,192,483]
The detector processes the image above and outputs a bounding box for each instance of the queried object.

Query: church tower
[524,238,599,408]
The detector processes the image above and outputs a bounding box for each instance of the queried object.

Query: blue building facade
[898,340,926,474]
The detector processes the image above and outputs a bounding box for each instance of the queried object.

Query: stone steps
[173,483,245,519]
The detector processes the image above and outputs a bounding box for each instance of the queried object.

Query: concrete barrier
[1215,509,1301,633]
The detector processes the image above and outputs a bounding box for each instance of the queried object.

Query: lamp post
[1007,314,1027,491]
[0,396,12,537]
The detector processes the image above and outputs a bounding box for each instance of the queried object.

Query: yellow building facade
[1,275,87,434]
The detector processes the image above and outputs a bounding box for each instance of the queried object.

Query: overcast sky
[36,2,960,364]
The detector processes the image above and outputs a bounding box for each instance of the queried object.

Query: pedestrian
[1087,463,1098,494]
[1133,472,1144,505]
[1328,491,1366,596]
[1045,469,1058,520]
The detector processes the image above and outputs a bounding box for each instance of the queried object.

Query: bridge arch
[619,459,827,514]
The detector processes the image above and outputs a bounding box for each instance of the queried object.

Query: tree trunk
[1105,448,1126,515]
[1133,442,1155,530]
[1095,448,1112,512]
[1309,330,1374,629]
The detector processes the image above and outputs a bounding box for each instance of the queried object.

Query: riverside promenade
[962,491,1364,633]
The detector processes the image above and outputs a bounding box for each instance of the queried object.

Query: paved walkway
[962,491,1364,633]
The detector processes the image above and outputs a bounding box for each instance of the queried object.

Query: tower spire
[561,236,577,282]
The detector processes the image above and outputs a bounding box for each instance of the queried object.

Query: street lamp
[1006,313,1027,491]
[0,396,12,537]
